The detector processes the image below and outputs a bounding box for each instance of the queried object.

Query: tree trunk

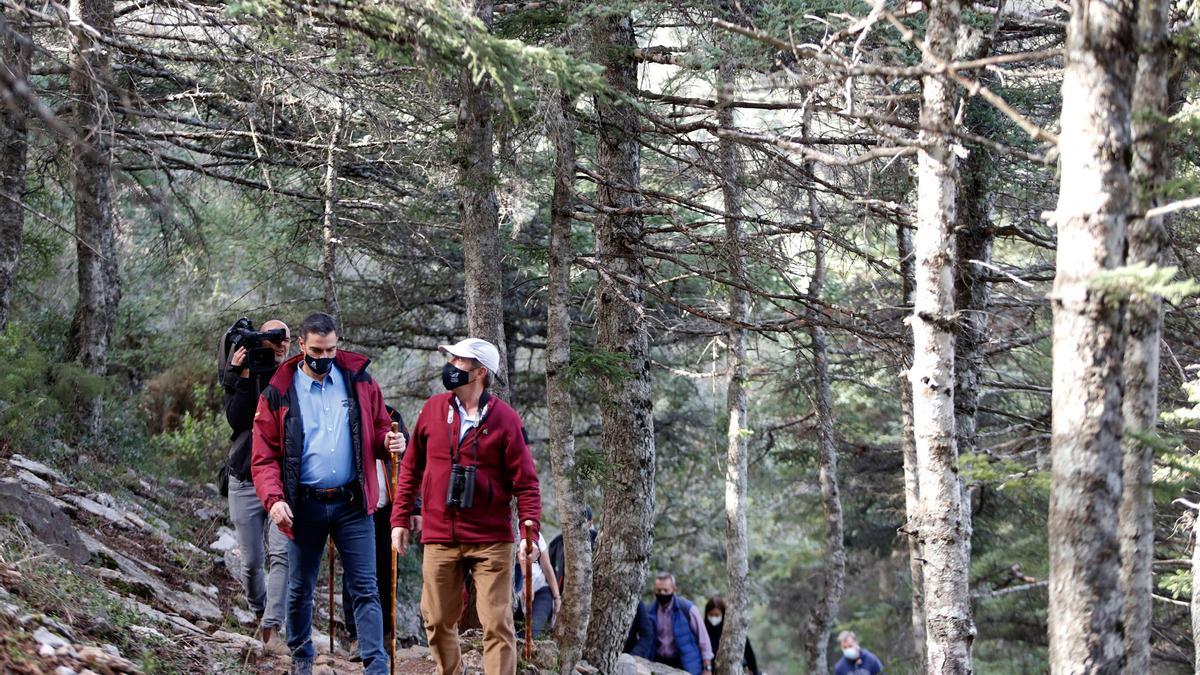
[582,9,656,673]
[716,56,751,675]
[546,91,593,675]
[0,1,31,331]
[1048,0,1135,668]
[67,0,120,434]
[457,0,508,396]
[321,105,343,321]
[1119,0,1170,668]
[898,221,927,667]
[911,0,974,670]
[1191,512,1200,674]
[803,115,844,675]
[953,147,992,468]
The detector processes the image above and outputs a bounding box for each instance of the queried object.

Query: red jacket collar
[267,349,372,392]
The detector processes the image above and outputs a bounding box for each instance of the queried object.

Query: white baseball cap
[439,338,503,380]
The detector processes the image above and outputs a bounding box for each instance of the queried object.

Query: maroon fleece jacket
[391,391,541,544]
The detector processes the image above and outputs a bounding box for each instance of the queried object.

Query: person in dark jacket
[702,597,760,675]
[390,337,542,675]
[643,572,713,674]
[223,319,290,649]
[624,601,655,657]
[343,405,421,661]
[252,312,404,675]
[547,505,596,593]
[834,631,883,675]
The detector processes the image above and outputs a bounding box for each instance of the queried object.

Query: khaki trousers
[422,542,516,675]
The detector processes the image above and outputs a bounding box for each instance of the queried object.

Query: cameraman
[224,319,291,649]
[391,338,542,675]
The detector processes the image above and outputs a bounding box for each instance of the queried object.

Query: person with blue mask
[834,631,883,675]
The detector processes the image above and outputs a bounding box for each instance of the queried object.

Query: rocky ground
[0,448,683,675]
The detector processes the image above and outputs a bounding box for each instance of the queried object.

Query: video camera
[219,317,287,378]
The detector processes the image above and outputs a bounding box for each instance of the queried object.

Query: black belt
[299,483,358,504]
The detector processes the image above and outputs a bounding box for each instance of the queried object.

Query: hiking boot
[290,658,314,675]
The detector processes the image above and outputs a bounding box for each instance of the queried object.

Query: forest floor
[0,443,441,674]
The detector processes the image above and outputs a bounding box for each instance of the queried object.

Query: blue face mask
[843,648,860,661]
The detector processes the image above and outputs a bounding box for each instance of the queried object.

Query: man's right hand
[269,501,293,529]
[392,527,410,555]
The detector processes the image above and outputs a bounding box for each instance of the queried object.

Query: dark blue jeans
[287,497,387,675]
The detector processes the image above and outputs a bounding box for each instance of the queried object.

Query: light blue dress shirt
[294,363,354,488]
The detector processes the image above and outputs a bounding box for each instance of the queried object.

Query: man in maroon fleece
[391,337,541,675]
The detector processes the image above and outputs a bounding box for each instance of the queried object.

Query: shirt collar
[296,362,336,389]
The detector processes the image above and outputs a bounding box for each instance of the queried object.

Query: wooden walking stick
[523,520,534,661]
[389,421,401,675]
[328,536,335,654]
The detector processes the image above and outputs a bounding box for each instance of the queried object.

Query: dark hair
[299,312,338,340]
[704,597,726,617]
[583,505,593,522]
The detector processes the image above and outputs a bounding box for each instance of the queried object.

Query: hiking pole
[389,421,401,675]
[328,536,335,654]
[523,520,534,661]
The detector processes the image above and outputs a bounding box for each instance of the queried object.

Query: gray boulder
[0,479,89,563]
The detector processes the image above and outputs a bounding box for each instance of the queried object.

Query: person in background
[222,319,291,650]
[547,505,597,593]
[834,631,883,675]
[513,530,561,638]
[702,597,760,675]
[642,571,713,674]
[344,405,420,661]
[624,602,655,657]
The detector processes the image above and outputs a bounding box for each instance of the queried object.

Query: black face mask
[656,593,674,607]
[442,362,473,391]
[305,353,335,376]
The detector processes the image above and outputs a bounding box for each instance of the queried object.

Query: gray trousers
[228,478,289,629]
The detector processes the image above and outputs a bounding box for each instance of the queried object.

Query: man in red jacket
[391,337,542,675]
[252,312,404,675]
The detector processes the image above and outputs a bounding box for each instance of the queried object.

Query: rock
[33,626,70,650]
[129,625,166,641]
[210,629,264,652]
[615,654,689,675]
[0,479,89,563]
[189,582,219,599]
[15,469,51,491]
[195,506,222,521]
[62,494,131,529]
[9,454,66,483]
[223,548,242,576]
[210,527,238,553]
[78,645,141,674]
[232,606,257,626]
[56,667,78,675]
[574,661,599,674]
[170,590,222,622]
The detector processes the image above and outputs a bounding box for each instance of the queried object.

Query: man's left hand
[385,430,405,455]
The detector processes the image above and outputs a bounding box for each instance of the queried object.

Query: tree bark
[899,220,927,668]
[1191,512,1200,674]
[1119,0,1170,667]
[1048,0,1136,668]
[803,112,844,675]
[911,0,974,670]
[321,105,343,321]
[546,91,593,675]
[66,0,121,434]
[582,9,656,673]
[457,0,508,396]
[716,56,751,675]
[0,1,31,331]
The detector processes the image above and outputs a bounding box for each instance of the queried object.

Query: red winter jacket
[251,350,392,539]
[391,391,541,544]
